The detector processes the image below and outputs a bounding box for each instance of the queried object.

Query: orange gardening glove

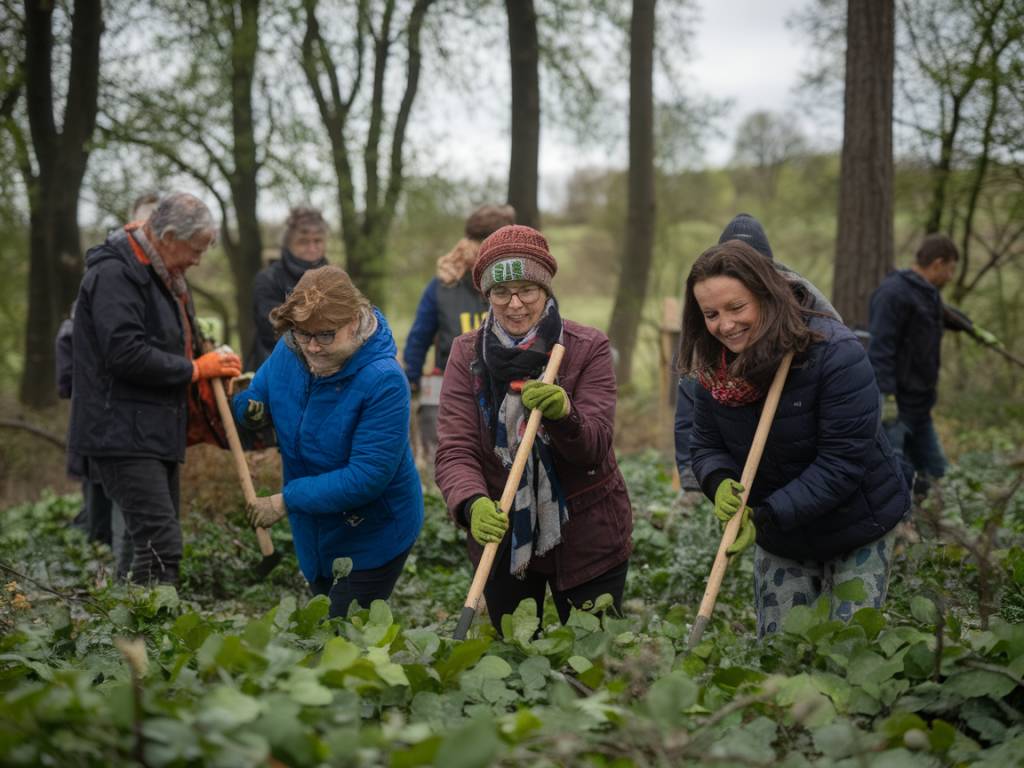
[192,350,242,382]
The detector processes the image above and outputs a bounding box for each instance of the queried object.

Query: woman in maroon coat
[435,224,633,631]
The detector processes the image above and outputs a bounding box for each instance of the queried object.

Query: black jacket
[868,269,962,416]
[69,230,197,463]
[248,250,326,370]
[691,317,909,562]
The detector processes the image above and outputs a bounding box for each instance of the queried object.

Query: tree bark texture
[301,0,432,309]
[608,0,656,387]
[832,0,893,330]
[506,0,540,228]
[228,0,262,361]
[20,0,102,408]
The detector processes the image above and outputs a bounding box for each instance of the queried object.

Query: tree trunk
[19,0,102,408]
[301,0,432,310]
[832,0,893,329]
[228,0,262,357]
[506,0,540,228]
[608,0,656,387]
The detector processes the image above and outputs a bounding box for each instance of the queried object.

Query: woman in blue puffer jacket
[681,241,909,637]
[234,265,423,618]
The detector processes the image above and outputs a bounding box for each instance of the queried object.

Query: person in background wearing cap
[674,213,839,495]
[403,204,516,471]
[435,224,633,631]
[247,206,330,370]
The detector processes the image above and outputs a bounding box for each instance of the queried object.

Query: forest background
[1,2,1024,765]
[0,0,1021,482]
[1,0,1022,502]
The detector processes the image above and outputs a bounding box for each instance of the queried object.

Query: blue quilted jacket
[234,310,423,581]
[691,316,909,561]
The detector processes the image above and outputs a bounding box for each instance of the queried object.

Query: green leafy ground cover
[1,448,1023,767]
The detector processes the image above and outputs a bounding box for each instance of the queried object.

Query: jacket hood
[286,308,397,381]
[895,268,939,296]
[84,229,152,284]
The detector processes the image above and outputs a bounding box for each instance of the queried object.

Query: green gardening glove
[713,479,744,523]
[726,506,756,555]
[469,497,508,545]
[521,380,570,420]
[973,326,1001,348]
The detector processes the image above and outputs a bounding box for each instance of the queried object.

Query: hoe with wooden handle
[210,377,282,579]
[453,343,566,640]
[687,351,794,649]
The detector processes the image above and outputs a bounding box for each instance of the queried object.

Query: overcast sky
[408,0,838,210]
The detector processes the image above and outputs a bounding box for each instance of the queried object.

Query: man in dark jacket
[58,192,158,576]
[868,234,998,495]
[675,213,839,493]
[69,192,241,585]
[247,207,329,370]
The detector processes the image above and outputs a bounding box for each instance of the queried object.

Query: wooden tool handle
[210,377,275,557]
[688,351,794,647]
[454,344,566,638]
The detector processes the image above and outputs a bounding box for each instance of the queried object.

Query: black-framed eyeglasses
[489,285,543,306]
[292,328,339,345]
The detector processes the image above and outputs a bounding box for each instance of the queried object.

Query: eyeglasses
[292,328,339,345]
[489,285,543,306]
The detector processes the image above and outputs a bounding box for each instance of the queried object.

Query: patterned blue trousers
[753,527,897,638]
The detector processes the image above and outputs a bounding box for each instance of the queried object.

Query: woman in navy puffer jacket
[234,266,423,618]
[681,241,909,637]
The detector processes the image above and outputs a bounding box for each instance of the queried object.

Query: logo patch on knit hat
[491,258,525,284]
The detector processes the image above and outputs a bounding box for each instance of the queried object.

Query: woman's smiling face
[692,275,761,354]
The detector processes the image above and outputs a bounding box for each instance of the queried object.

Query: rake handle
[210,376,275,558]
[454,343,567,640]
[687,351,794,649]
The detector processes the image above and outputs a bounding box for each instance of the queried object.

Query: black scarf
[475,299,564,437]
[281,247,327,282]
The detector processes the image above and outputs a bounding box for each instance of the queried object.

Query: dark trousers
[71,479,114,546]
[483,545,629,630]
[309,547,412,619]
[93,457,182,585]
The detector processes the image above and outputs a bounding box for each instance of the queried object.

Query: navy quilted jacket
[691,316,909,562]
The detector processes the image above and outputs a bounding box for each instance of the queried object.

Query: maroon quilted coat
[435,319,633,591]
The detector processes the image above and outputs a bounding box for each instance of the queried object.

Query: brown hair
[282,206,328,247]
[915,234,958,267]
[270,266,370,333]
[678,240,816,387]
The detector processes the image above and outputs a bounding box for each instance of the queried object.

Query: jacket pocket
[132,401,180,456]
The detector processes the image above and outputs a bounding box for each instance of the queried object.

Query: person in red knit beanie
[436,224,633,633]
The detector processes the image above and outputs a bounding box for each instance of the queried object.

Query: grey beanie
[718,213,773,260]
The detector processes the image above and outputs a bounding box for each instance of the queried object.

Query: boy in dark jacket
[868,234,999,495]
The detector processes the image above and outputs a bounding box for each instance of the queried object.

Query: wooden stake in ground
[687,351,794,649]
[453,343,566,640]
[210,377,281,579]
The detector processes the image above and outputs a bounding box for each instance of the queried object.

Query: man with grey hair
[69,191,241,585]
